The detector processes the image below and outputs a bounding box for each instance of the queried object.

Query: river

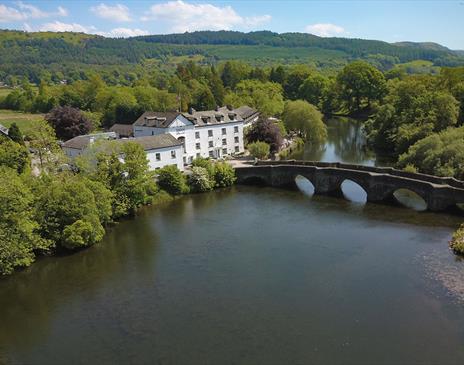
[1,118,464,365]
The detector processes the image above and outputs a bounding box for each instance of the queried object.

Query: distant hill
[1,29,463,83]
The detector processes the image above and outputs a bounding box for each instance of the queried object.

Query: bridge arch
[340,179,367,203]
[295,175,315,196]
[392,188,427,211]
[240,175,269,186]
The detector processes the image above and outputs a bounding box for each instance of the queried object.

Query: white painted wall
[63,143,184,171]
[145,145,184,171]
[133,115,245,163]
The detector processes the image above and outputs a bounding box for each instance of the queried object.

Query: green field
[0,109,44,135]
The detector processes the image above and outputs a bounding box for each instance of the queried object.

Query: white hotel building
[133,106,253,165]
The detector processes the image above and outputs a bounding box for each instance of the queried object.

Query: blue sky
[1,1,463,49]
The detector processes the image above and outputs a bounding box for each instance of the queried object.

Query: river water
[1,118,464,365]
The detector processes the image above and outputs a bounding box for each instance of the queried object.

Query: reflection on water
[394,189,428,211]
[1,118,464,365]
[288,117,385,165]
[340,180,367,204]
[0,187,463,365]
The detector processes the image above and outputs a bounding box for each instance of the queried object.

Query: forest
[1,29,464,84]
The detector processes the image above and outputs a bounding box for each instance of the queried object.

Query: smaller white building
[62,133,184,171]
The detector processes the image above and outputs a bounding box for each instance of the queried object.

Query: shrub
[192,157,215,181]
[245,117,283,153]
[450,225,464,255]
[62,218,104,250]
[157,165,189,195]
[248,141,270,159]
[214,162,236,187]
[188,166,214,193]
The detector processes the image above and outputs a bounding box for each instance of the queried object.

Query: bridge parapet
[255,160,464,189]
[235,162,464,212]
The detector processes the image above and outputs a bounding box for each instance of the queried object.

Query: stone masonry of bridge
[234,160,464,212]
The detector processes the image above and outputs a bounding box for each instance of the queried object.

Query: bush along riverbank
[450,225,464,256]
[0,134,236,276]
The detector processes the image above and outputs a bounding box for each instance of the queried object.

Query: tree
[214,162,236,187]
[46,106,92,140]
[397,126,464,179]
[221,61,250,89]
[27,119,63,172]
[298,72,329,108]
[7,123,24,145]
[156,165,189,195]
[0,167,50,275]
[208,66,225,106]
[336,61,387,113]
[34,174,106,250]
[0,138,30,174]
[246,117,283,153]
[189,82,216,111]
[188,166,214,193]
[270,66,286,85]
[284,65,312,100]
[282,100,327,143]
[248,141,270,159]
[365,77,459,155]
[225,80,284,117]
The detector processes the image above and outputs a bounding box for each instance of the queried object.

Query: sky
[0,0,463,49]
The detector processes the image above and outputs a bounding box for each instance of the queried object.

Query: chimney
[215,105,219,111]
[189,107,196,114]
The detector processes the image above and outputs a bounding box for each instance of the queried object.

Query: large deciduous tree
[0,167,51,275]
[246,117,283,153]
[282,100,327,143]
[336,61,387,113]
[45,106,92,140]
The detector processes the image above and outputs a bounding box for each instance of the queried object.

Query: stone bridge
[234,160,464,212]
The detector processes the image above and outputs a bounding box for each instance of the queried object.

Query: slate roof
[117,134,182,150]
[109,123,134,137]
[183,106,244,127]
[62,133,181,151]
[133,112,183,128]
[62,132,117,149]
[233,106,259,122]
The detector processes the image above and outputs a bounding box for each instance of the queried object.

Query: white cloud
[30,22,148,38]
[141,0,271,32]
[0,2,68,22]
[39,21,97,33]
[103,27,149,37]
[90,3,132,22]
[304,23,346,37]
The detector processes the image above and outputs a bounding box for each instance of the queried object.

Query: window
[208,130,213,137]
[222,128,226,135]
[222,148,227,155]
[234,126,239,133]
[208,141,213,148]
[209,151,214,158]
[222,138,227,146]
[195,131,200,139]
[152,131,154,136]
[196,152,201,158]
[155,153,161,161]
[171,150,176,159]
[235,146,239,153]
[196,142,201,150]
[234,136,239,143]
